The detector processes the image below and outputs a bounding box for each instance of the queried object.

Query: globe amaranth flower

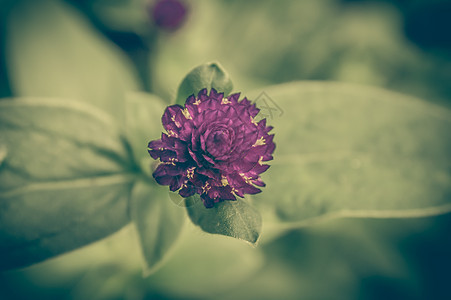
[148,88,275,208]
[149,0,188,31]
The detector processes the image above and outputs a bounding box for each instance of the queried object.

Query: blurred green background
[1,0,451,299]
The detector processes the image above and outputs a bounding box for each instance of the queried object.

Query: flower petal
[148,88,275,208]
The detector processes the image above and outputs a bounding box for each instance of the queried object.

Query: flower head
[148,89,275,208]
[149,0,188,31]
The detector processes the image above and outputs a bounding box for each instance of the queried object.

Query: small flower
[149,0,188,31]
[148,89,275,208]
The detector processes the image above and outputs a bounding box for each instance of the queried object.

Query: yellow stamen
[202,183,211,193]
[182,108,192,119]
[253,136,266,147]
[167,130,178,137]
[221,175,229,186]
[239,172,251,184]
[170,115,181,127]
[186,167,195,179]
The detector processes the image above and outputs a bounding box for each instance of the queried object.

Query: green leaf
[246,82,451,228]
[124,92,166,169]
[153,1,451,108]
[175,62,233,105]
[216,218,414,300]
[125,92,185,274]
[130,180,185,275]
[186,196,262,245]
[0,98,136,270]
[147,221,264,298]
[6,0,140,123]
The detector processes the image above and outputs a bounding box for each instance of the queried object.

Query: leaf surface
[175,62,233,105]
[186,197,262,245]
[131,181,185,275]
[0,98,136,270]
[6,0,139,122]
[246,82,451,228]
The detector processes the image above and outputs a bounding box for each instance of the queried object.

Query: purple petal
[148,87,275,208]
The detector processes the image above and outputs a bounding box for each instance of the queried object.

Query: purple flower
[149,0,188,31]
[148,89,275,208]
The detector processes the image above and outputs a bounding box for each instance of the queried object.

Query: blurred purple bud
[150,0,188,31]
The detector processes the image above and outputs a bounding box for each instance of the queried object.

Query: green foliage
[153,0,451,107]
[1,0,451,298]
[214,217,415,300]
[125,92,166,168]
[2,0,189,271]
[175,62,233,105]
[147,221,264,298]
[6,0,139,123]
[247,82,451,228]
[0,98,136,270]
[186,196,262,245]
[130,181,185,275]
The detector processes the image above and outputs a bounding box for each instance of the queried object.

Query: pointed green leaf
[6,0,140,123]
[131,181,185,275]
[186,196,262,245]
[246,82,451,227]
[175,62,233,105]
[0,98,136,270]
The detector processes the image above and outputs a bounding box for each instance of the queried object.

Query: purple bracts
[148,89,275,208]
[150,0,188,31]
